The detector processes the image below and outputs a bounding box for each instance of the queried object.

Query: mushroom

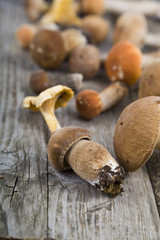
[139,60,160,98]
[30,29,65,69]
[81,15,110,44]
[76,82,128,119]
[15,24,37,48]
[23,86,125,196]
[113,96,160,172]
[69,44,100,79]
[39,0,82,26]
[23,85,74,132]
[105,41,142,86]
[77,0,105,15]
[29,70,83,94]
[112,12,160,48]
[25,0,49,21]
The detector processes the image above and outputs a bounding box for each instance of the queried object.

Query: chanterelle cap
[114,96,160,171]
[48,126,91,171]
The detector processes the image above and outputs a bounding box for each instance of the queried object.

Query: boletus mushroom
[113,12,160,48]
[114,96,160,171]
[139,60,160,98]
[76,83,128,119]
[23,85,125,196]
[25,0,49,21]
[30,29,65,69]
[105,41,142,86]
[29,70,83,94]
[69,44,100,79]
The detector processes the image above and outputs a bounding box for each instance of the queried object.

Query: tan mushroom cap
[139,60,160,98]
[114,96,160,172]
[112,12,148,48]
[48,126,90,171]
[23,85,73,111]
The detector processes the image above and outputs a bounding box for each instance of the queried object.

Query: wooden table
[0,0,160,239]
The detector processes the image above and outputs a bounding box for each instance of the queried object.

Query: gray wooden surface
[0,0,160,239]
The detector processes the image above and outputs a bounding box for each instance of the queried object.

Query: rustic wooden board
[0,0,160,239]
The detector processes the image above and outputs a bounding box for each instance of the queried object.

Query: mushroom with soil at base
[139,60,160,98]
[113,96,160,172]
[112,12,160,48]
[76,82,128,120]
[23,85,125,197]
[29,70,83,94]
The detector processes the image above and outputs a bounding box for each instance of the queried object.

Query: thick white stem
[106,0,160,18]
[142,51,160,69]
[145,33,160,48]
[99,83,128,112]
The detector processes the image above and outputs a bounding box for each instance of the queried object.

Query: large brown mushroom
[30,29,65,69]
[76,82,128,119]
[23,85,125,196]
[114,96,160,172]
[139,60,160,98]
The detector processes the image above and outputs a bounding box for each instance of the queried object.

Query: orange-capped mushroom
[105,41,142,86]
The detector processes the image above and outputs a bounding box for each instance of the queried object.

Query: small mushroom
[25,0,49,21]
[15,24,37,48]
[139,60,160,98]
[23,86,125,196]
[113,12,160,48]
[76,82,128,119]
[69,44,100,79]
[81,15,110,44]
[30,29,65,69]
[48,126,125,196]
[39,0,82,26]
[105,41,142,86]
[77,0,105,15]
[114,96,160,171]
[23,85,74,132]
[29,70,83,94]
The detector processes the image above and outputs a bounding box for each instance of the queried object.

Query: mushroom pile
[18,0,160,196]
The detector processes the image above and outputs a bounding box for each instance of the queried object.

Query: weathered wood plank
[0,0,160,239]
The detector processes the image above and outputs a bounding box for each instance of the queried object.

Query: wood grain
[0,0,160,239]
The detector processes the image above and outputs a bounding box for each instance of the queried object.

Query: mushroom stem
[100,83,128,112]
[145,33,160,48]
[155,125,160,150]
[39,98,61,133]
[106,0,160,18]
[66,140,125,197]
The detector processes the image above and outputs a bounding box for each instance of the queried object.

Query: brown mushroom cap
[139,60,160,98]
[112,12,148,48]
[105,41,142,86]
[76,89,103,119]
[30,29,65,69]
[29,70,50,94]
[114,96,160,172]
[69,44,100,79]
[15,24,36,48]
[81,15,110,44]
[48,126,90,171]
[80,0,104,15]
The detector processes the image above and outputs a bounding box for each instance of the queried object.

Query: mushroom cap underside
[114,96,160,171]
[48,126,91,171]
[23,85,74,111]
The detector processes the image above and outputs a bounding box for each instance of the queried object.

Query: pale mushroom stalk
[76,83,128,119]
[106,0,160,19]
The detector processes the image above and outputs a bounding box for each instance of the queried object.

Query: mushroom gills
[65,139,125,197]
